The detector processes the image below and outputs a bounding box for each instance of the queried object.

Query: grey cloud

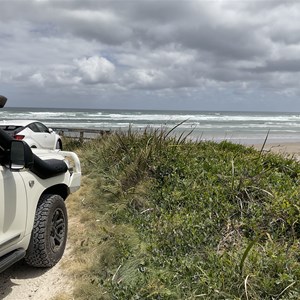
[121,1,194,23]
[246,60,300,73]
[174,26,267,60]
[63,19,132,46]
[271,31,300,45]
[1,0,300,109]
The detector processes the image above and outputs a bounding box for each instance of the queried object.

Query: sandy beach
[252,141,300,159]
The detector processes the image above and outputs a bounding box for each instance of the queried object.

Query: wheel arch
[56,139,63,150]
[41,184,70,200]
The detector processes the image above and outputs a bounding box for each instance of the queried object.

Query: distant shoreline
[55,126,300,159]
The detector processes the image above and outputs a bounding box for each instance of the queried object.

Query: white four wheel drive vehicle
[0,95,81,273]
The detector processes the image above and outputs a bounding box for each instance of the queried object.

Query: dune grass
[63,129,300,299]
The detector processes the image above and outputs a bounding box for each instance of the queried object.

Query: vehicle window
[35,122,49,133]
[28,123,40,132]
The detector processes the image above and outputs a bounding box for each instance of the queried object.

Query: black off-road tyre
[25,194,68,267]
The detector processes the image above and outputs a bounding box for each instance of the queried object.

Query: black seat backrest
[1,128,68,179]
[0,128,13,164]
[30,155,68,179]
[0,128,13,151]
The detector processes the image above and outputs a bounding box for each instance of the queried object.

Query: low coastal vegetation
[64,129,300,299]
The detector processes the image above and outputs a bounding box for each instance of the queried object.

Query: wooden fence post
[80,131,84,142]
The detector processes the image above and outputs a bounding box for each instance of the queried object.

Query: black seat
[0,128,13,150]
[1,128,68,179]
[30,155,68,179]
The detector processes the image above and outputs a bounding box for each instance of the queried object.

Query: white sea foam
[1,108,300,143]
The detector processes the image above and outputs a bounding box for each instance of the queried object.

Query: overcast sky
[1,0,300,111]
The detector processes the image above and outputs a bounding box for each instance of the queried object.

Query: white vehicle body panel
[0,149,81,259]
[0,167,27,255]
[20,127,56,149]
[0,120,61,150]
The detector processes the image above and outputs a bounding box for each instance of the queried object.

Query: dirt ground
[0,243,72,300]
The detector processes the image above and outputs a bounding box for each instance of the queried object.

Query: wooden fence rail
[52,127,111,142]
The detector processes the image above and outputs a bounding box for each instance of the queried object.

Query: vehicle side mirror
[48,128,53,133]
[0,95,7,108]
[10,140,34,170]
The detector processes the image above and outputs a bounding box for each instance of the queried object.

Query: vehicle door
[29,122,55,149]
[0,165,27,254]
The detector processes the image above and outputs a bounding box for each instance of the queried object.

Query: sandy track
[0,244,72,300]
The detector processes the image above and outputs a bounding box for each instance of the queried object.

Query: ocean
[1,107,300,144]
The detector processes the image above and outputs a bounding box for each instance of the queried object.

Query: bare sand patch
[253,142,300,159]
[0,238,73,300]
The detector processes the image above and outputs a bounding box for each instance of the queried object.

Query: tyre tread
[25,194,67,267]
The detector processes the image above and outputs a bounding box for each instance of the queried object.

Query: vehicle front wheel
[25,194,68,267]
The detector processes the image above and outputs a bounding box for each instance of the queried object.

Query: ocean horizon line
[3,106,300,115]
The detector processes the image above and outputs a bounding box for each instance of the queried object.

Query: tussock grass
[64,129,300,299]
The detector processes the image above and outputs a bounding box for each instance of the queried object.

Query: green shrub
[69,130,300,299]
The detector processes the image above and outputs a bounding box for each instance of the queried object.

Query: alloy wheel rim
[50,208,65,252]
